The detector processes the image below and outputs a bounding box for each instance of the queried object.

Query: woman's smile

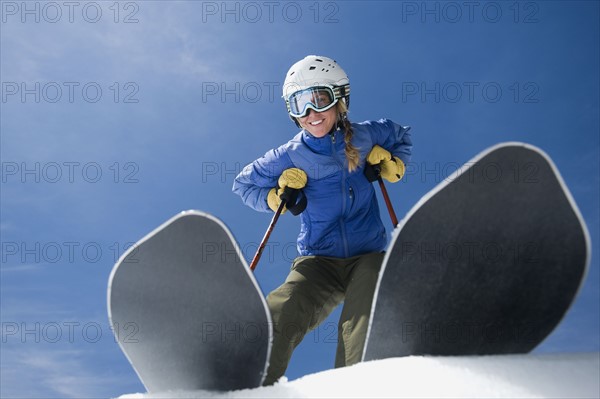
[299,107,337,138]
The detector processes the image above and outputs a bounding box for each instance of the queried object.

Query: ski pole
[366,163,399,228]
[249,199,286,272]
[378,176,399,228]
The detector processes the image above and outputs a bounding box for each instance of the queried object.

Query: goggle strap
[332,84,350,100]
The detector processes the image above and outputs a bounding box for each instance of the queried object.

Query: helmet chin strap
[328,112,348,140]
[335,111,348,130]
[292,116,301,128]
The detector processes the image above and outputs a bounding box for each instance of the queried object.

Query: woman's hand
[267,168,308,213]
[366,145,406,183]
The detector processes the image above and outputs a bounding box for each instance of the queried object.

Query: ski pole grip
[364,163,382,183]
[280,187,307,216]
[279,186,298,203]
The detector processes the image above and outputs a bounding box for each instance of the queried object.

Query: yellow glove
[267,168,308,213]
[366,145,406,183]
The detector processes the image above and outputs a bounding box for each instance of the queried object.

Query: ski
[108,211,272,392]
[363,142,590,361]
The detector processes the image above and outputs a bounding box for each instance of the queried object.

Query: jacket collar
[301,128,343,155]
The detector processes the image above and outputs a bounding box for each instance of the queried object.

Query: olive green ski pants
[263,252,384,386]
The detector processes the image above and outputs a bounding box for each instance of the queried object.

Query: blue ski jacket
[233,119,412,258]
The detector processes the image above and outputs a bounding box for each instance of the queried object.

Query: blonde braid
[337,101,360,172]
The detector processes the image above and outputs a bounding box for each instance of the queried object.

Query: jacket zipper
[332,132,350,258]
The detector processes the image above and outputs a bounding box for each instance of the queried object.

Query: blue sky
[1,1,598,397]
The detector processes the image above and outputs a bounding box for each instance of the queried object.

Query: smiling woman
[1,0,598,397]
[232,55,412,385]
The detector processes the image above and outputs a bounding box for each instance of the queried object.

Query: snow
[118,353,599,399]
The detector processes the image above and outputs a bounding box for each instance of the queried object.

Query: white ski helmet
[283,55,350,120]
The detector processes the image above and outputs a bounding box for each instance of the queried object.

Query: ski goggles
[286,86,348,118]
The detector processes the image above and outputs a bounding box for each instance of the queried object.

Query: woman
[233,55,412,385]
